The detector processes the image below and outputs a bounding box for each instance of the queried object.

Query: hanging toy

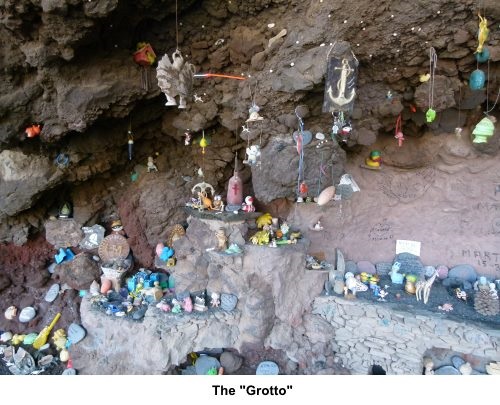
[133,43,156,91]
[470,69,486,90]
[426,47,437,123]
[476,13,489,55]
[394,114,404,147]
[243,144,261,166]
[127,124,134,161]
[184,130,192,146]
[476,47,490,63]
[299,181,309,196]
[472,116,496,143]
[200,130,208,154]
[246,103,264,122]
[156,50,196,109]
[25,124,41,138]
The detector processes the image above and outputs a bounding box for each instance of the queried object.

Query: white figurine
[244,145,261,166]
[313,220,323,231]
[147,156,158,172]
[210,292,220,308]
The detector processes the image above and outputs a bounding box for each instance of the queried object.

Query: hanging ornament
[475,47,490,63]
[476,13,489,55]
[472,116,495,143]
[184,130,192,146]
[25,124,41,138]
[394,114,405,147]
[469,69,486,90]
[299,181,309,195]
[246,103,264,122]
[127,123,134,161]
[426,47,437,123]
[133,43,156,92]
[157,50,196,109]
[200,130,208,154]
[244,145,261,166]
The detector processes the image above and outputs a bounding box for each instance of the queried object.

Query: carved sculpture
[156,50,196,109]
[415,269,438,304]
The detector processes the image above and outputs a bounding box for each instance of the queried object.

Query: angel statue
[156,50,196,109]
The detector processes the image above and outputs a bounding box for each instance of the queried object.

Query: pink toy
[156,302,171,312]
[394,114,404,147]
[182,296,193,313]
[242,196,255,212]
[155,242,165,257]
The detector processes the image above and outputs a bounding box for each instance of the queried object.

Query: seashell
[4,306,17,320]
[315,132,325,140]
[317,186,336,206]
[100,278,112,294]
[19,306,36,323]
[0,331,13,342]
[60,349,69,362]
[89,280,100,296]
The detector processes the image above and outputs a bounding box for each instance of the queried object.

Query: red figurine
[133,43,156,66]
[25,124,41,138]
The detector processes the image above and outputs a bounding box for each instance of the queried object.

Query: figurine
[246,103,264,122]
[171,299,182,314]
[184,131,192,145]
[225,243,243,254]
[389,261,404,284]
[395,129,404,147]
[438,303,454,312]
[377,289,388,302]
[226,154,243,211]
[244,145,261,166]
[423,357,434,375]
[455,288,467,302]
[242,196,256,212]
[415,269,438,304]
[280,222,290,237]
[156,301,171,312]
[156,50,196,109]
[312,220,323,231]
[58,201,72,219]
[270,238,277,248]
[256,213,273,229]
[147,156,158,172]
[213,195,225,211]
[250,230,270,245]
[476,13,489,54]
[210,292,220,308]
[111,219,125,235]
[344,272,368,297]
[194,296,207,312]
[198,191,215,210]
[215,228,228,251]
[182,296,193,313]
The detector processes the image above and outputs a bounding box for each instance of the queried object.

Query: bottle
[226,153,243,209]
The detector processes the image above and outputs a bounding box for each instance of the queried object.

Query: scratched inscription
[379,168,435,203]
[462,249,500,274]
[368,219,394,241]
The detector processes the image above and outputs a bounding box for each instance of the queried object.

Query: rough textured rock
[449,264,478,283]
[45,219,83,248]
[54,253,100,290]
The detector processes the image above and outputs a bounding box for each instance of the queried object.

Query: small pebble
[19,306,36,323]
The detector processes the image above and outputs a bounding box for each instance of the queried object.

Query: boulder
[220,351,243,374]
[45,219,83,248]
[54,252,100,290]
[394,253,424,276]
[356,261,376,275]
[448,264,477,283]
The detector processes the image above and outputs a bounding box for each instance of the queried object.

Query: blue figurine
[160,246,174,261]
[389,261,405,284]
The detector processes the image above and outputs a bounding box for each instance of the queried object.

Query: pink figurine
[395,131,404,147]
[394,114,404,147]
[156,302,171,312]
[182,296,193,313]
[241,196,255,212]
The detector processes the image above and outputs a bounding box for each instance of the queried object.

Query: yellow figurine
[256,213,272,229]
[11,334,26,345]
[52,328,68,351]
[476,13,489,54]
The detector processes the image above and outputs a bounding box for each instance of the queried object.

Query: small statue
[389,261,404,284]
[241,196,255,213]
[194,296,207,312]
[246,103,264,122]
[182,296,193,313]
[378,289,388,302]
[111,219,125,235]
[312,220,323,231]
[213,195,225,211]
[198,191,214,210]
[210,292,220,308]
[244,145,261,166]
[58,201,72,219]
[147,156,158,172]
[184,131,192,145]
[280,222,290,237]
[171,299,182,314]
[455,288,467,302]
[156,50,196,109]
[215,228,228,251]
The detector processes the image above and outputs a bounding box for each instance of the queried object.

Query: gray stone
[448,264,477,283]
[256,361,279,375]
[195,355,220,375]
[451,356,466,369]
[67,323,86,344]
[45,219,83,248]
[375,262,392,276]
[48,263,57,274]
[356,261,376,274]
[434,365,460,375]
[220,293,238,311]
[424,266,436,278]
[79,224,105,250]
[54,252,100,290]
[62,368,76,375]
[19,306,36,323]
[394,253,424,276]
[44,283,60,303]
[345,261,357,274]
[220,351,243,374]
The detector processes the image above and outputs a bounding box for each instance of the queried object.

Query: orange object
[194,73,246,80]
[133,43,156,66]
[299,182,308,195]
[25,124,41,138]
[410,104,417,113]
[276,230,283,239]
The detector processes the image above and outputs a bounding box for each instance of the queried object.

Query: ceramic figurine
[270,238,277,248]
[244,145,261,166]
[455,288,467,302]
[184,131,192,145]
[52,329,67,351]
[210,292,220,308]
[213,195,224,211]
[246,103,264,122]
[133,42,156,66]
[198,191,215,210]
[364,150,382,170]
[182,296,193,313]
[415,269,438,304]
[225,243,243,254]
[194,296,208,312]
[423,357,434,375]
[344,273,368,297]
[389,261,404,284]
[147,156,158,172]
[241,196,256,212]
[377,289,388,302]
[250,230,270,245]
[476,13,490,54]
[312,220,323,231]
[280,222,290,237]
[25,124,41,138]
[215,228,228,251]
[171,299,182,314]
[404,274,418,295]
[156,50,196,109]
[111,219,125,235]
[472,116,495,143]
[58,201,72,219]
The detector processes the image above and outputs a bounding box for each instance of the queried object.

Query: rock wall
[309,295,500,375]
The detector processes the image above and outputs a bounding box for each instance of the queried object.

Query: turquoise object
[160,247,174,261]
[23,333,39,345]
[469,69,486,90]
[130,171,138,182]
[55,248,66,264]
[475,47,490,63]
[390,261,405,284]
[168,274,175,289]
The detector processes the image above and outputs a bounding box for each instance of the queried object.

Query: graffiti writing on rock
[379,168,435,203]
[368,219,394,241]
[462,249,500,273]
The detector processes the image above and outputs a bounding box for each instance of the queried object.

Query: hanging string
[428,47,437,111]
[484,88,500,114]
[175,0,179,50]
[295,109,305,198]
[317,151,324,198]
